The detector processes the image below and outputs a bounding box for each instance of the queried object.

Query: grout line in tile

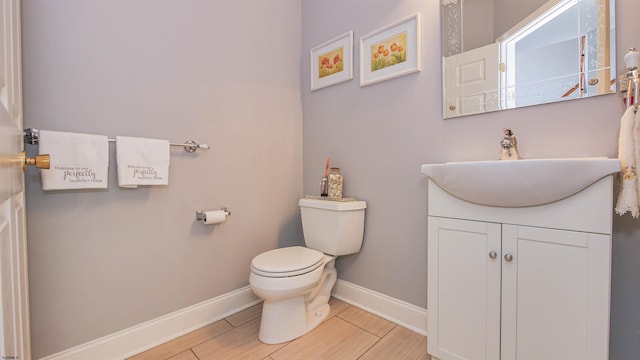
[355,337,383,360]
[174,321,238,356]
[189,349,200,360]
[360,324,391,339]
[336,315,397,339]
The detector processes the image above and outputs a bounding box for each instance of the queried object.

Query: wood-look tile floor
[129,298,430,360]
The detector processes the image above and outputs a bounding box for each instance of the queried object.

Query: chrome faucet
[500,127,520,160]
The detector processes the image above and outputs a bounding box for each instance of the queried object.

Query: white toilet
[249,198,366,344]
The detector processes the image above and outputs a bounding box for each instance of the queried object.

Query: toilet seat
[251,246,325,278]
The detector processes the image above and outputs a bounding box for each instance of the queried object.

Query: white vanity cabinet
[427,176,614,360]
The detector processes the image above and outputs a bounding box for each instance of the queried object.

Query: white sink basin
[421,158,621,207]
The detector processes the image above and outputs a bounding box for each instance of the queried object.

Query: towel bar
[107,138,209,153]
[24,128,209,153]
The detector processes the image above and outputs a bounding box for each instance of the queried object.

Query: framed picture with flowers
[310,31,354,91]
[360,13,421,86]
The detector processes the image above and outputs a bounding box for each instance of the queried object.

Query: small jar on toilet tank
[327,167,343,200]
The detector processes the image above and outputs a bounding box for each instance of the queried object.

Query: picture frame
[360,13,421,87]
[310,31,354,91]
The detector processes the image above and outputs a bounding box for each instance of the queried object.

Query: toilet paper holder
[196,208,231,222]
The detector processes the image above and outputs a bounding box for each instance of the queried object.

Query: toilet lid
[251,246,325,277]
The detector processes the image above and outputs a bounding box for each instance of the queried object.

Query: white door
[501,225,611,360]
[443,43,500,118]
[427,217,501,360]
[0,1,31,359]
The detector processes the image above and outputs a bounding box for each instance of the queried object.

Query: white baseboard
[39,286,260,360]
[332,279,428,336]
[39,280,426,359]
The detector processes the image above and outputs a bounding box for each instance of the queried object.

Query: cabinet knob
[504,254,513,262]
[489,251,497,259]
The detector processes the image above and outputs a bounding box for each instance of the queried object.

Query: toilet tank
[298,198,366,256]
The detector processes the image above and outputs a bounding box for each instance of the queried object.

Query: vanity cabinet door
[501,225,611,360]
[428,217,501,360]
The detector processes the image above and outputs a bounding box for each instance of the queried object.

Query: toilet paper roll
[202,210,227,225]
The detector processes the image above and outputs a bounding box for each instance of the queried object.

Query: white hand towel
[616,107,639,217]
[39,130,109,190]
[633,108,640,212]
[116,136,170,188]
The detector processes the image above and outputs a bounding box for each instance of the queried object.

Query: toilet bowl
[249,246,337,344]
[249,198,366,344]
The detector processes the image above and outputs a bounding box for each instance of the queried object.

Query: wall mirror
[441,0,616,119]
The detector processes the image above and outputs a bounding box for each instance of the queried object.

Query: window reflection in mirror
[441,0,615,119]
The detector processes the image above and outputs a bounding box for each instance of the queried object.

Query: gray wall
[22,0,303,358]
[20,0,640,359]
[462,0,493,51]
[455,0,549,52]
[301,0,640,359]
[493,0,547,39]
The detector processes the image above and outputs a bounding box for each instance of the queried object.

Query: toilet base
[257,259,337,344]
[258,297,330,344]
[306,303,330,330]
